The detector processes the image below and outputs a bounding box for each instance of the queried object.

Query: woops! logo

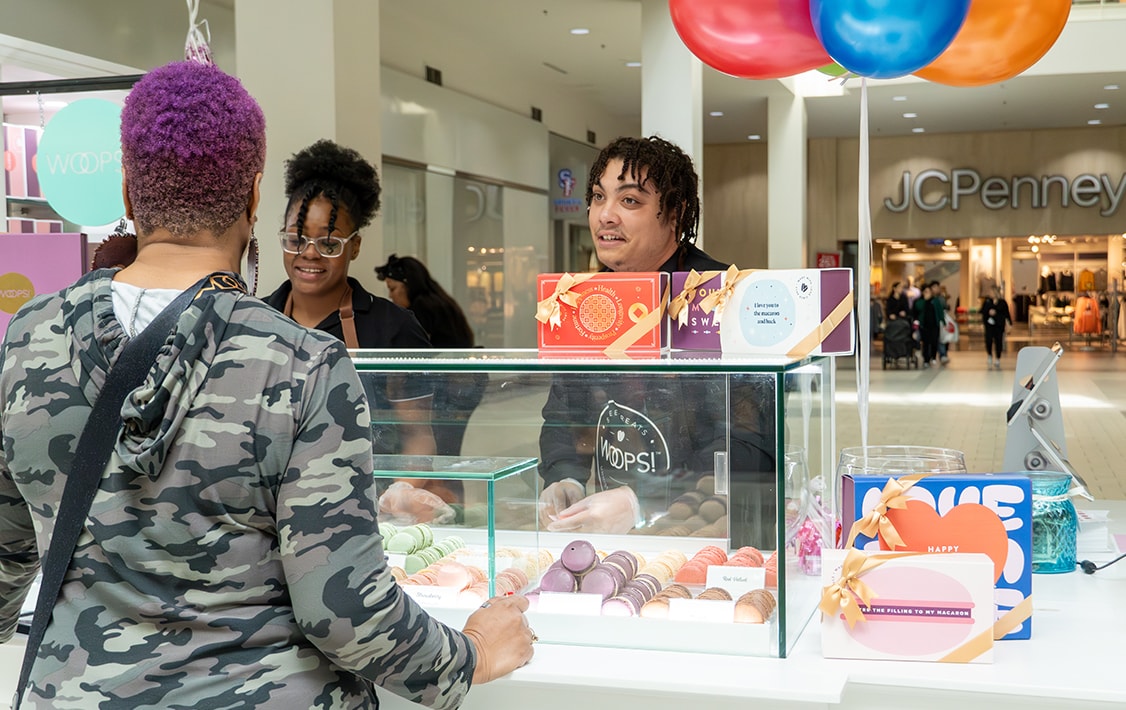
[0,273,35,314]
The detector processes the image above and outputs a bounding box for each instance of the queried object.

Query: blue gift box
[841,473,1033,640]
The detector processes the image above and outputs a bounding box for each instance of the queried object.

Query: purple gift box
[669,269,727,351]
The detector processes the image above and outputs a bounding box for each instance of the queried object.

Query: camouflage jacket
[0,270,475,709]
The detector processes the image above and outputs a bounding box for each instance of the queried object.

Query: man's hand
[378,481,455,524]
[547,486,640,534]
[538,479,585,528]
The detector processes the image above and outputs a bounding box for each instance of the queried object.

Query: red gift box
[536,272,668,355]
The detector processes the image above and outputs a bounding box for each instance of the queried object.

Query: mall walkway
[837,340,1126,501]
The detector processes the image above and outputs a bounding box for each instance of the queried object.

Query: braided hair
[585,135,700,245]
[283,139,381,237]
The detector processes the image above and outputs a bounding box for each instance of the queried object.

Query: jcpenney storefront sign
[884,169,1126,217]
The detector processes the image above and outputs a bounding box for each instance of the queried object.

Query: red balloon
[669,0,832,80]
[915,0,1071,87]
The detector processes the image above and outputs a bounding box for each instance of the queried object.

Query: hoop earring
[245,232,259,296]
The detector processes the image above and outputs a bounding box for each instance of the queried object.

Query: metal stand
[1002,342,1092,499]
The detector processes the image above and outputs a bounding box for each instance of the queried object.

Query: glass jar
[1025,471,1078,574]
[834,446,967,545]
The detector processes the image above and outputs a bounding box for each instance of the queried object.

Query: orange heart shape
[881,500,1009,583]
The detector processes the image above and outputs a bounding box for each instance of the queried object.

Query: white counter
[2,502,1122,709]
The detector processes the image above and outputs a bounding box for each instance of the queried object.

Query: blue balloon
[809,0,971,79]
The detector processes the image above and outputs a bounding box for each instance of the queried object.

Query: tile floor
[836,337,1126,501]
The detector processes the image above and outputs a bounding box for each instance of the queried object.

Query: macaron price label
[385,553,407,569]
[402,585,461,607]
[537,591,603,616]
[668,598,735,624]
[706,565,766,597]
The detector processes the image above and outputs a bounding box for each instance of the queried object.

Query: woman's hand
[462,595,534,684]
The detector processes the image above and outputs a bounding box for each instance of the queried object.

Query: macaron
[603,595,641,617]
[539,566,578,593]
[698,496,727,523]
[436,562,471,590]
[579,565,622,600]
[640,597,670,619]
[697,586,732,601]
[385,534,416,554]
[560,540,598,575]
[604,551,639,578]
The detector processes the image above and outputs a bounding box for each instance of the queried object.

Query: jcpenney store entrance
[812,126,1126,354]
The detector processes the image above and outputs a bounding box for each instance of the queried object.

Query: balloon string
[856,78,872,450]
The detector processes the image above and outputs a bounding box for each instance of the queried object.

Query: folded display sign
[841,473,1033,641]
[821,549,995,663]
[718,268,854,358]
[536,272,668,355]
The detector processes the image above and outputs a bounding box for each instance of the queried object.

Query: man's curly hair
[121,61,265,238]
[585,135,700,245]
[284,139,381,237]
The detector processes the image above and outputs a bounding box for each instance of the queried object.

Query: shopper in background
[538,135,776,546]
[886,281,909,321]
[913,283,943,368]
[930,280,951,365]
[376,254,475,348]
[376,254,488,457]
[982,285,1013,370]
[0,61,532,709]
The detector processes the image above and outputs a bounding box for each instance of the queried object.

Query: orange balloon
[915,0,1071,87]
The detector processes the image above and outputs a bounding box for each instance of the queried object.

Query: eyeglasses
[278,230,359,258]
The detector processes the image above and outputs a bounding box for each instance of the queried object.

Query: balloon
[669,0,831,80]
[817,62,849,78]
[810,0,972,79]
[915,0,1071,87]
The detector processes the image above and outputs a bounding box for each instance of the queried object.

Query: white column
[235,0,382,296]
[639,0,704,245]
[767,93,807,268]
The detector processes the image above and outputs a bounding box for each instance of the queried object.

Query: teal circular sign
[37,99,124,226]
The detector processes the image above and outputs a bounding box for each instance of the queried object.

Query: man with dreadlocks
[537,136,776,541]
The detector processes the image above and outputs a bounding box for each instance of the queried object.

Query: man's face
[587,158,679,272]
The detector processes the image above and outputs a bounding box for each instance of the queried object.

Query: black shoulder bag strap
[14,273,242,708]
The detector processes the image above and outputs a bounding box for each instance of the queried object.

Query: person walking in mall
[0,61,532,709]
[982,285,1013,369]
[913,283,943,367]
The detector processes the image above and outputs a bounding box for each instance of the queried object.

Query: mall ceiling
[381,0,1126,144]
[5,1,1124,145]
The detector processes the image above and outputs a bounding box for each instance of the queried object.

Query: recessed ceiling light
[912,127,925,133]
[1095,103,1110,110]
[625,61,641,68]
[1089,119,1103,125]
[1105,84,1120,91]
[570,28,590,35]
[747,134,761,140]
[893,96,907,102]
[709,111,724,117]
[903,112,918,119]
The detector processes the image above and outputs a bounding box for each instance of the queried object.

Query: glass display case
[355,350,836,658]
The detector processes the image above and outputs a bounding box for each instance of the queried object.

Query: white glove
[547,486,641,534]
[379,481,456,525]
[538,479,586,529]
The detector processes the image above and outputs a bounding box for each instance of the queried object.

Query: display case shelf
[355,350,836,658]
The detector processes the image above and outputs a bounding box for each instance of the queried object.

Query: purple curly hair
[121,61,266,238]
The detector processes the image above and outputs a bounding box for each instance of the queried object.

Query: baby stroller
[882,317,918,369]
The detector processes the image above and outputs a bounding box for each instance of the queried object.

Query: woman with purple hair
[0,61,532,709]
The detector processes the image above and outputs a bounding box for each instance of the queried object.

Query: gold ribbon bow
[668,269,716,327]
[845,473,928,550]
[698,265,753,326]
[535,272,595,330]
[819,548,882,628]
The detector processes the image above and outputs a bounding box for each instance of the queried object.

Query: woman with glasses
[264,140,466,515]
[265,140,437,453]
